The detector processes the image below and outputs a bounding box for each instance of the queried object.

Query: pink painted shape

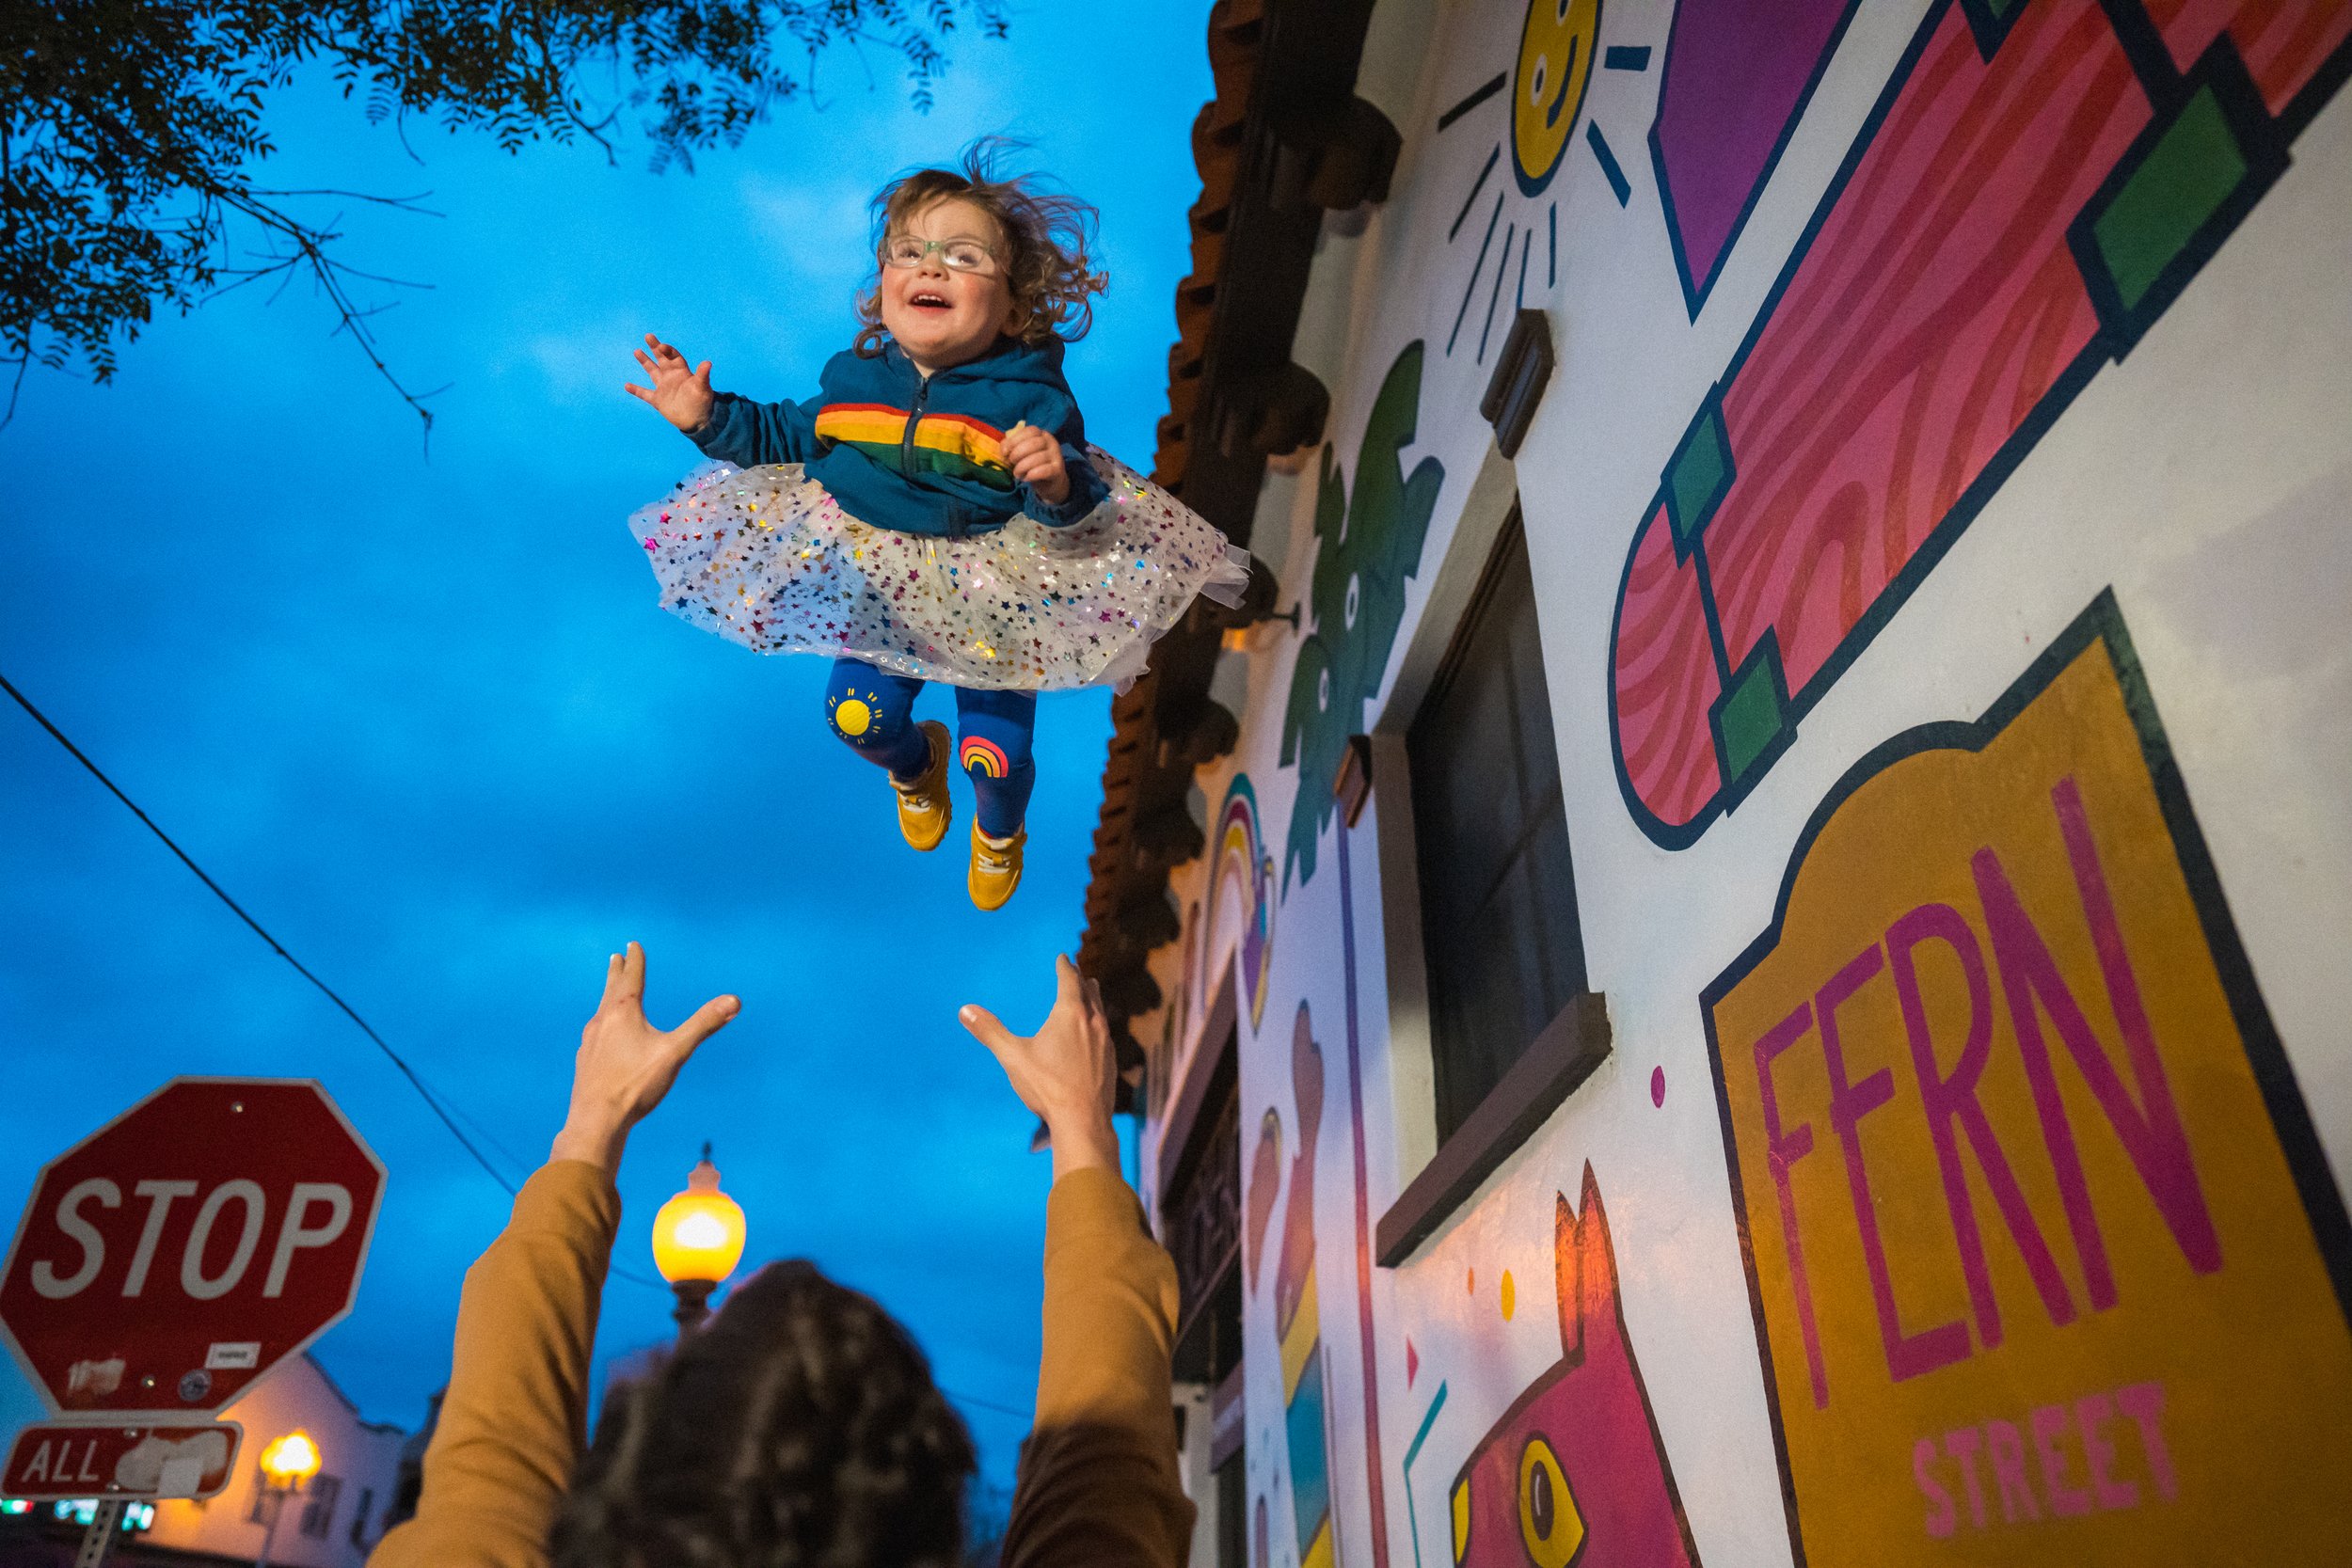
[1649,1065,1666,1107]
[1756,1001,1831,1409]
[1708,0,2148,696]
[2144,0,2352,115]
[1452,1169,1697,1567]
[1611,505,1723,828]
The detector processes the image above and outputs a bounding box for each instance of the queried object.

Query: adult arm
[963,961,1197,1568]
[367,1164,617,1568]
[369,945,738,1568]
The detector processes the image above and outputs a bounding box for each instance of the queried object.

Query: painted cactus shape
[1448,1165,1700,1568]
[1281,340,1444,887]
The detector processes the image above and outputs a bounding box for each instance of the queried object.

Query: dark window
[1407,508,1587,1141]
[348,1487,374,1547]
[1165,1026,1243,1385]
[1213,1447,1247,1568]
[299,1474,342,1538]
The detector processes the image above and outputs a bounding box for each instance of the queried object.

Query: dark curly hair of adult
[550,1260,976,1568]
[853,136,1107,356]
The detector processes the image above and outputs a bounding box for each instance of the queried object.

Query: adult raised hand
[961,954,1120,1182]
[625,332,718,433]
[551,941,739,1173]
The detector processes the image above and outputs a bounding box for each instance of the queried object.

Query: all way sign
[3,1422,242,1501]
[0,1079,385,1416]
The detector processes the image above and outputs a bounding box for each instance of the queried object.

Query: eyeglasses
[881,235,997,274]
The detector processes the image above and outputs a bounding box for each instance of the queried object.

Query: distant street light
[651,1143,747,1336]
[251,1430,321,1568]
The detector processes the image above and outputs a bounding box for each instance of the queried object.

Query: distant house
[379,1388,442,1535]
[0,1354,405,1568]
[152,1352,405,1567]
[1093,5,2352,1568]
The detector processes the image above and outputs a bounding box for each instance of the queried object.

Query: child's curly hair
[853,137,1107,356]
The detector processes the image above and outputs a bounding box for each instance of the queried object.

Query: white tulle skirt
[627,448,1248,690]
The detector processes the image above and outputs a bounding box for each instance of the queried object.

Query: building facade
[0,1354,407,1568]
[1084,4,2352,1567]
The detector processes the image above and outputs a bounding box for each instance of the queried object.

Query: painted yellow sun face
[1511,0,1602,195]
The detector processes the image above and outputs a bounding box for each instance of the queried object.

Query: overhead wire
[2,671,521,1196]
[3,672,1044,1417]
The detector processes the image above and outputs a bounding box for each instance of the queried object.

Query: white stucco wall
[1143,4,2352,1566]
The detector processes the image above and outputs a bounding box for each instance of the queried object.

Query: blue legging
[823,657,1037,838]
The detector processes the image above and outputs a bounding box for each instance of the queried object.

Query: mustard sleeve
[1001,1165,1198,1568]
[368,1161,619,1568]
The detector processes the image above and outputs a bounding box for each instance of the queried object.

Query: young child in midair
[624,144,1245,911]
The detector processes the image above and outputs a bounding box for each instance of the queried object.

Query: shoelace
[976,839,1016,870]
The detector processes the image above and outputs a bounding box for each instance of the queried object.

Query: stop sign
[0,1079,384,1416]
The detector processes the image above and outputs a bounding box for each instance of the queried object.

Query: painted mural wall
[1139,3,2352,1567]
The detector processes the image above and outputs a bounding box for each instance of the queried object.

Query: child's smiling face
[880,197,1023,373]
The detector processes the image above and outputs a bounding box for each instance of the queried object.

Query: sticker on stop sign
[3,1420,242,1500]
[0,1079,384,1416]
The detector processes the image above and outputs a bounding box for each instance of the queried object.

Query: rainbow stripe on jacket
[814,404,1014,490]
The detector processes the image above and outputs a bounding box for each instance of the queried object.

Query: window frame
[298,1472,343,1539]
[1358,454,1611,1267]
[1162,980,1244,1385]
[1404,505,1591,1138]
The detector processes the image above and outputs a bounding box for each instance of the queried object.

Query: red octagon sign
[0,1079,384,1416]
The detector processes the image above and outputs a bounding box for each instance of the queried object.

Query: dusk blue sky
[0,3,1211,1492]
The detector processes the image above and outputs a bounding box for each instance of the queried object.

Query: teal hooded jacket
[686,336,1109,538]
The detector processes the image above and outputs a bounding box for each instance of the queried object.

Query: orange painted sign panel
[1704,593,2352,1566]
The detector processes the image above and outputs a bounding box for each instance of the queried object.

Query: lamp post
[651,1143,747,1336]
[251,1430,321,1568]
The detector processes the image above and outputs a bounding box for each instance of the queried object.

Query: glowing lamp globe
[652,1153,746,1287]
[259,1431,321,1489]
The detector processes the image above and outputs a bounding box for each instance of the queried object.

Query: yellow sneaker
[892,721,953,851]
[969,823,1026,911]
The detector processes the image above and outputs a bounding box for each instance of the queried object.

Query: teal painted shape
[1663,395,1733,552]
[1280,341,1446,888]
[1286,1347,1333,1552]
[1401,1383,1450,1568]
[2091,85,2252,310]
[1714,642,1788,784]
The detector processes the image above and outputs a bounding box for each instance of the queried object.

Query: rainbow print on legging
[961,735,1010,779]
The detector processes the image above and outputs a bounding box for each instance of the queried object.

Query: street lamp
[651,1143,746,1336]
[252,1430,321,1568]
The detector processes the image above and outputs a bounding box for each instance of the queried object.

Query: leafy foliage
[1,0,1008,426]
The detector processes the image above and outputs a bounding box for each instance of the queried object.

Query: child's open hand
[626,333,717,434]
[1004,421,1070,507]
